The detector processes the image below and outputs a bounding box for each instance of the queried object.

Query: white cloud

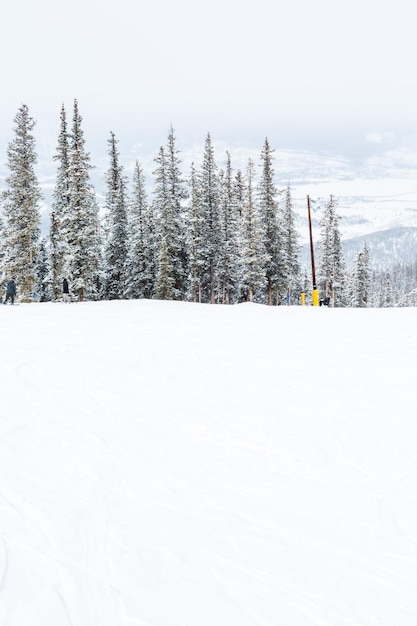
[365,133,396,145]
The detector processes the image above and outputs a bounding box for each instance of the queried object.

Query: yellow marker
[312,289,319,307]
[300,292,305,306]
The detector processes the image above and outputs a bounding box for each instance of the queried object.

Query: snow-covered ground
[1,299,416,626]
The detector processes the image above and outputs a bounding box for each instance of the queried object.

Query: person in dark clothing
[62,278,70,303]
[4,278,17,305]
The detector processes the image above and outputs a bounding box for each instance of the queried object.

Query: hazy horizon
[2,0,417,165]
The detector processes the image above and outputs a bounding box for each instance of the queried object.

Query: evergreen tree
[240,159,267,302]
[165,126,187,297]
[152,128,187,300]
[125,160,155,299]
[49,104,71,300]
[66,99,101,301]
[155,238,174,300]
[352,241,371,307]
[152,146,175,299]
[379,271,393,307]
[0,104,42,301]
[218,152,240,303]
[199,133,222,303]
[35,238,52,301]
[234,169,245,219]
[318,195,346,306]
[258,138,282,304]
[103,132,129,299]
[234,168,246,300]
[186,163,204,302]
[0,215,5,284]
[281,185,301,303]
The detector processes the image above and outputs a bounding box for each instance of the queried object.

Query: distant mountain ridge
[342,226,417,269]
[301,226,417,270]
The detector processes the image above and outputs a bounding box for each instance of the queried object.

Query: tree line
[0,101,415,307]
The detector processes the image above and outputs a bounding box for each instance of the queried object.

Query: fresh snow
[1,299,416,626]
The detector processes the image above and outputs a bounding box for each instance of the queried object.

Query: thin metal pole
[307,195,316,289]
[307,195,319,306]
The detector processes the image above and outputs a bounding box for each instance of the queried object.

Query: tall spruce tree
[0,215,5,279]
[234,169,245,218]
[219,152,240,304]
[66,99,101,301]
[125,160,155,299]
[103,132,129,299]
[152,146,175,299]
[318,195,346,306]
[35,237,52,301]
[152,128,187,300]
[155,237,174,300]
[234,168,246,300]
[258,138,282,305]
[240,159,267,303]
[165,126,187,297]
[1,104,42,301]
[50,103,71,300]
[186,163,204,302]
[353,241,371,307]
[199,133,222,303]
[281,185,301,303]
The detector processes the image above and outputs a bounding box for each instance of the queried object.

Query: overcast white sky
[2,0,417,164]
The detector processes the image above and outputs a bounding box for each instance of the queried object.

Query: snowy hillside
[301,227,417,270]
[342,227,417,269]
[293,176,417,243]
[1,299,416,626]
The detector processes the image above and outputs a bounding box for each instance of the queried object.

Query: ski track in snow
[1,301,417,625]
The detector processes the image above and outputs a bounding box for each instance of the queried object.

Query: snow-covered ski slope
[1,300,416,626]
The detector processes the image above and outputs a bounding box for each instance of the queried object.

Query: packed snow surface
[1,299,416,626]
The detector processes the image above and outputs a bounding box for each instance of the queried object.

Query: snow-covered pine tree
[199,133,222,303]
[352,241,371,307]
[66,99,101,301]
[0,215,5,283]
[218,152,240,304]
[102,132,129,299]
[233,168,246,300]
[186,163,204,302]
[379,271,393,307]
[152,128,187,300]
[257,138,284,305]
[234,169,245,218]
[281,185,301,303]
[155,237,174,300]
[152,146,175,299]
[1,104,42,301]
[165,126,187,297]
[125,160,155,299]
[35,238,52,301]
[49,103,71,301]
[240,159,267,303]
[318,195,346,306]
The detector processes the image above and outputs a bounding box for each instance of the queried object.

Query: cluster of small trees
[367,259,417,307]
[0,101,416,307]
